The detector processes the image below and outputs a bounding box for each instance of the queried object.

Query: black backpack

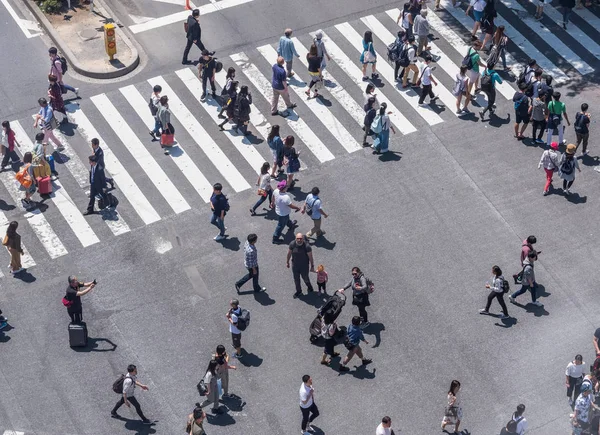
[398,44,415,68]
[148,97,158,116]
[560,156,574,175]
[364,107,376,128]
[234,308,250,331]
[462,48,475,70]
[112,374,128,394]
[215,60,223,73]
[574,112,588,133]
[387,40,401,62]
[56,56,68,75]
[480,71,492,91]
[502,279,510,294]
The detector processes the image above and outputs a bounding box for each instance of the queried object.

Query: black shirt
[199,57,216,77]
[307,54,321,73]
[289,240,311,268]
[66,282,84,311]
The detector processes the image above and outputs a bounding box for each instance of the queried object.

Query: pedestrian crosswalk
[2,4,600,270]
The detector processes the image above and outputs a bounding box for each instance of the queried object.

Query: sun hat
[566,144,576,155]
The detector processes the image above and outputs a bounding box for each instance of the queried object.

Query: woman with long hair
[442,380,463,433]
[218,67,236,119]
[234,85,253,136]
[371,103,396,154]
[479,265,509,318]
[3,221,24,275]
[487,26,510,71]
[199,359,222,414]
[267,125,284,177]
[250,162,273,215]
[1,120,21,170]
[360,30,378,82]
[396,3,413,37]
[305,43,322,99]
[47,74,67,124]
[283,135,300,189]
[218,81,238,131]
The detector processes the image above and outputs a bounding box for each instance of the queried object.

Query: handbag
[444,406,458,418]
[363,43,376,63]
[196,378,208,396]
[257,188,267,197]
[161,127,175,146]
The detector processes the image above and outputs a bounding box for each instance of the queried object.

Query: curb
[21,0,140,79]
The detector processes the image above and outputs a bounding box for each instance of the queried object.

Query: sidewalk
[22,0,139,79]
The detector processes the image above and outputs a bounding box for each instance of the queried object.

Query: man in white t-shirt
[271,180,300,243]
[418,55,438,106]
[299,375,319,434]
[511,404,528,435]
[376,416,394,435]
[226,299,243,358]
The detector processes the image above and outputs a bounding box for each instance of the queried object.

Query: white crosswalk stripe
[257,44,363,153]
[573,7,600,32]
[2,430,25,435]
[120,84,214,202]
[314,30,417,135]
[338,21,444,125]
[231,52,335,163]
[498,0,593,75]
[91,93,191,214]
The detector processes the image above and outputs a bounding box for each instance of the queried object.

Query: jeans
[183,38,205,62]
[511,283,538,302]
[236,266,261,292]
[273,214,294,239]
[484,291,508,316]
[112,396,147,421]
[211,213,226,236]
[419,84,435,104]
[300,403,319,431]
[562,6,572,25]
[252,189,272,212]
[202,74,216,95]
[62,83,77,93]
[292,265,313,294]
[152,118,162,136]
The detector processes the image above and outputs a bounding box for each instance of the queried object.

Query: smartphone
[93,279,97,285]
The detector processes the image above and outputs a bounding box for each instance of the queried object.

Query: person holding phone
[64,276,96,324]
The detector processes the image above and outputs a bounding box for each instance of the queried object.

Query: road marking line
[177,68,266,175]
[91,94,191,214]
[0,211,36,270]
[573,7,600,35]
[232,52,335,163]
[0,0,41,38]
[148,75,251,193]
[439,0,569,83]
[129,0,254,34]
[120,83,215,201]
[337,21,444,126]
[314,30,416,135]
[66,104,159,227]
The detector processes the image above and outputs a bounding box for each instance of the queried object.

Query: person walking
[372,103,396,154]
[33,98,62,151]
[413,10,430,56]
[16,152,36,207]
[513,83,531,140]
[302,187,328,239]
[3,221,24,275]
[157,95,174,154]
[235,233,266,293]
[111,364,152,424]
[465,41,486,97]
[509,250,542,306]
[313,31,331,80]
[559,0,576,29]
[287,233,315,298]
[398,35,418,88]
[339,316,372,372]
[217,81,238,131]
[186,404,206,435]
[267,125,285,176]
[305,43,322,99]
[546,91,570,147]
[397,3,414,37]
[271,57,297,117]
[520,235,539,266]
[182,9,205,64]
[418,56,438,106]
[233,85,253,136]
[479,63,502,120]
[199,359,222,414]
[64,276,96,324]
[363,96,378,147]
[250,162,273,215]
[277,28,300,78]
[283,135,300,189]
[538,141,560,195]
[501,420,519,435]
[91,138,114,190]
[567,355,586,407]
[83,155,106,216]
[558,143,581,195]
[479,265,509,319]
[210,183,228,241]
[376,416,394,435]
[49,47,79,98]
[0,120,21,171]
[148,84,162,140]
[47,75,67,124]
[271,180,300,243]
[299,375,320,434]
[340,267,371,327]
[218,67,236,119]
[226,299,243,358]
[530,92,548,144]
[360,30,378,81]
[316,265,328,294]
[479,0,497,51]
[466,0,486,40]
[487,26,510,71]
[452,65,470,115]
[214,344,236,399]
[574,103,591,156]
[441,380,463,433]
[198,50,217,100]
[572,382,593,435]
[320,318,339,366]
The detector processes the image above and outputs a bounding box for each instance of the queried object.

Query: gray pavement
[2,0,600,434]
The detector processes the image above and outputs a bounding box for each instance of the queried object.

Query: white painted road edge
[0,0,41,39]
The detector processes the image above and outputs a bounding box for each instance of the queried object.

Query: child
[316,265,328,293]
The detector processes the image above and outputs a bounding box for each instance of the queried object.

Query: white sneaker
[531,301,543,307]
[500,314,509,319]
[75,88,80,97]
[214,234,225,241]
[508,296,515,304]
[479,309,489,314]
[307,425,315,433]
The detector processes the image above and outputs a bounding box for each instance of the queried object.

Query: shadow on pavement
[238,352,263,368]
[72,337,118,352]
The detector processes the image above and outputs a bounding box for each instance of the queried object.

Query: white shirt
[123,374,136,396]
[407,45,417,63]
[566,361,586,378]
[273,189,292,216]
[259,173,272,190]
[376,423,391,435]
[470,0,486,11]
[421,65,432,85]
[229,308,241,334]
[299,382,313,408]
[512,414,527,435]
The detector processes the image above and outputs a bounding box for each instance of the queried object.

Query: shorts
[473,10,483,21]
[231,332,241,348]
[467,69,480,83]
[515,112,531,124]
[19,184,36,193]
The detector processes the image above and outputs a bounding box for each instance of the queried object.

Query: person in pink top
[520,236,540,266]
[316,264,328,294]
[48,47,79,98]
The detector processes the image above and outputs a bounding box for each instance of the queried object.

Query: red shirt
[2,130,15,152]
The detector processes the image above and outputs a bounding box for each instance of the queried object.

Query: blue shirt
[211,193,228,215]
[272,64,287,90]
[39,105,54,124]
[347,324,364,345]
[305,194,322,219]
[277,36,299,61]
[483,69,502,87]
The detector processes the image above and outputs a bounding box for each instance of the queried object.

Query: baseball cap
[550,142,558,150]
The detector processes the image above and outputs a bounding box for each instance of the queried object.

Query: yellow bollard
[104,23,117,61]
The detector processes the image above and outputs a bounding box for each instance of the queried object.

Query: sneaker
[361,358,372,366]
[293,291,302,299]
[232,352,242,359]
[10,268,24,275]
[74,88,80,97]
[0,321,7,331]
[531,301,543,307]
[535,138,545,144]
[362,76,369,81]
[430,95,438,101]
[214,234,226,241]
[543,190,549,196]
[339,365,350,372]
[142,419,153,425]
[307,424,316,432]
[479,309,489,314]
[565,189,571,195]
[255,287,266,293]
[371,73,379,79]
[509,296,515,304]
[456,109,463,115]
[461,108,471,114]
[418,103,428,107]
[235,283,241,293]
[111,411,119,418]
[500,314,509,319]
[201,93,207,100]
[359,321,370,329]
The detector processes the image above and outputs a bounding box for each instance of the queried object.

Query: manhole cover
[79,28,98,40]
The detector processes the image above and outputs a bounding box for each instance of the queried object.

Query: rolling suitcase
[46,155,56,174]
[68,321,88,347]
[37,176,52,195]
